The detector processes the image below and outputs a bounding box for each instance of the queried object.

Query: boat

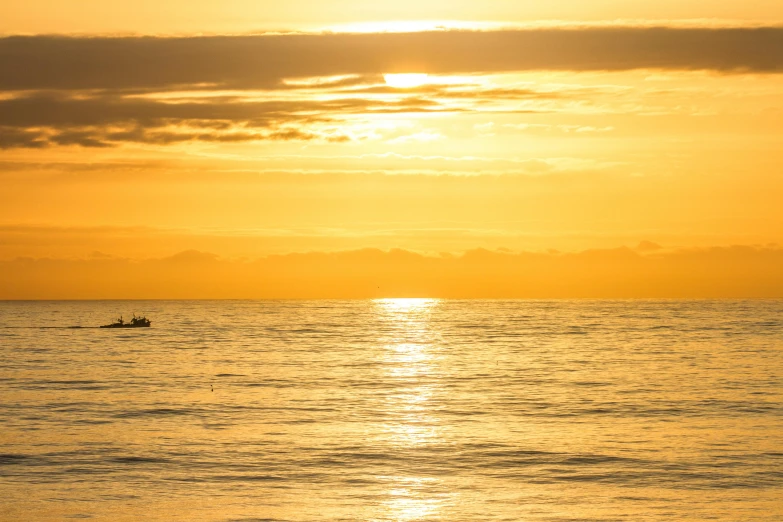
[100,315,151,328]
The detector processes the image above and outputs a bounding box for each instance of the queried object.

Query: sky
[1,1,782,298]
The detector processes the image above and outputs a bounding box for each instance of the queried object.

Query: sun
[384,73,429,89]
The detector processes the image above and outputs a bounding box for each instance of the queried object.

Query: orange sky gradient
[1,1,782,298]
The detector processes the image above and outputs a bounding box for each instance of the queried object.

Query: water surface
[1,300,782,521]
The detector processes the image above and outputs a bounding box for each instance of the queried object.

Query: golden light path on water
[373,298,447,521]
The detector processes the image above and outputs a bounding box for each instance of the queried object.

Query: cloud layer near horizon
[3,245,782,299]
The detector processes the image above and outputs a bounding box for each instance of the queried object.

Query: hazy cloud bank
[2,245,782,299]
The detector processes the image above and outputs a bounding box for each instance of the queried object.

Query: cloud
[0,92,409,128]
[0,128,49,148]
[2,245,783,299]
[0,92,433,148]
[0,80,599,148]
[387,131,443,144]
[2,27,778,149]
[5,28,779,150]
[503,123,615,134]
[1,28,781,92]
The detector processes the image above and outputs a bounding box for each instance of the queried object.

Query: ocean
[1,299,782,521]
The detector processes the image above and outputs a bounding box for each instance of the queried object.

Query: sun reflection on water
[371,298,450,520]
[378,477,444,522]
[375,298,439,312]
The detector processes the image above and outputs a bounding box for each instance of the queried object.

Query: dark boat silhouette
[100,315,151,328]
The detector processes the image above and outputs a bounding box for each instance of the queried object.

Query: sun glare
[323,20,502,34]
[375,298,438,312]
[384,73,430,89]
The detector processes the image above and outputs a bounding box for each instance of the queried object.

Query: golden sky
[1,2,782,297]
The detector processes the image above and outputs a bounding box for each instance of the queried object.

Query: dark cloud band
[0,91,446,148]
[1,27,782,91]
